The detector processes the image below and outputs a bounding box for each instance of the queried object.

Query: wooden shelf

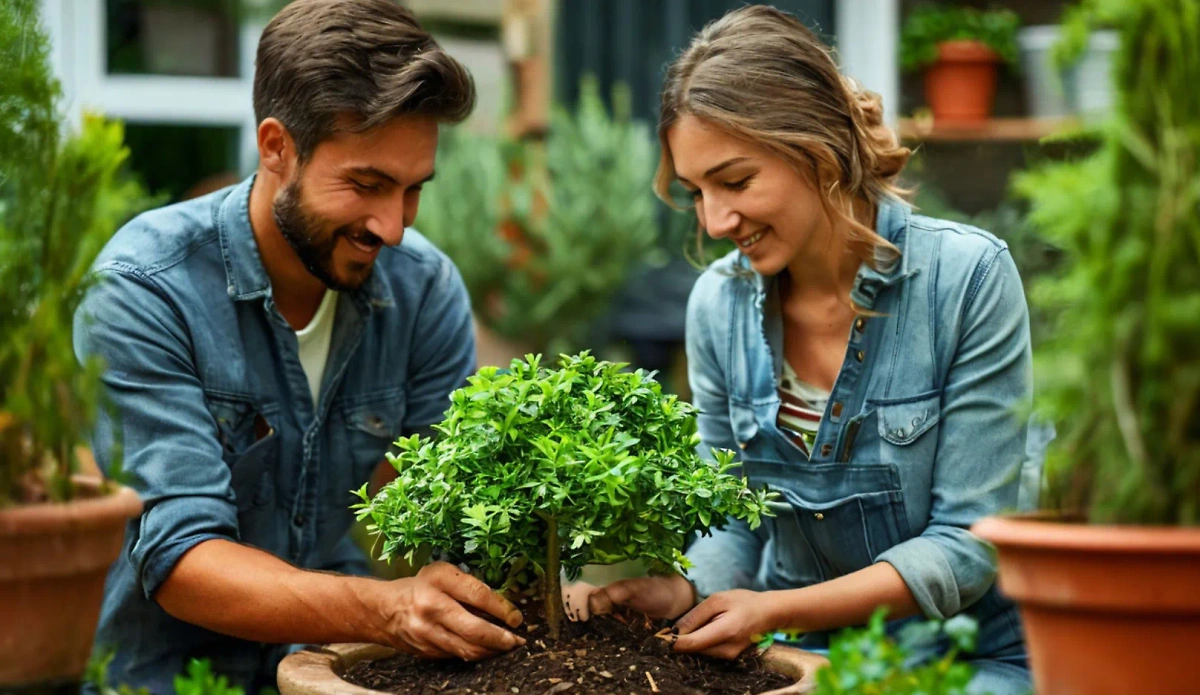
[897,117,1081,143]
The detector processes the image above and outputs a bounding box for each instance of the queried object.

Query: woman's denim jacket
[684,199,1043,658]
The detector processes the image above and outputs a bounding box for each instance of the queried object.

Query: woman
[565,6,1036,694]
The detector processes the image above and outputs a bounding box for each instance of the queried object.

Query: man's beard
[272,178,378,292]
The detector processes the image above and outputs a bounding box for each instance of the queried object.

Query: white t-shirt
[295,289,338,405]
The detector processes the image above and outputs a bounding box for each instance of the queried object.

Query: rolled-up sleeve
[876,247,1032,619]
[74,266,238,599]
[682,274,764,596]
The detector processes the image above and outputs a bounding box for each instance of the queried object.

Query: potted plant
[279,354,828,694]
[972,1,1200,693]
[414,78,660,363]
[900,4,1020,124]
[0,0,151,686]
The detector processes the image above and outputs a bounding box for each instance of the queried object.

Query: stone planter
[0,475,142,686]
[278,642,829,695]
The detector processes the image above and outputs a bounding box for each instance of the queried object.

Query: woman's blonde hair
[656,5,911,272]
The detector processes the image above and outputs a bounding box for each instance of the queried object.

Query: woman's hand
[561,574,697,621]
[672,589,779,659]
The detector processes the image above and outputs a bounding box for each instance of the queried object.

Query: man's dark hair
[253,0,475,160]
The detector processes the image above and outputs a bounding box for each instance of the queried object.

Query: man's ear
[257,118,296,178]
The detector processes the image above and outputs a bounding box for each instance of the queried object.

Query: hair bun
[841,76,909,181]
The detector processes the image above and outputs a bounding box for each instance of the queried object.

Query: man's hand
[672,589,779,659]
[564,574,697,622]
[374,561,526,660]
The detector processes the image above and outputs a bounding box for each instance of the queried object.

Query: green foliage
[87,649,277,695]
[415,77,659,355]
[0,0,154,505]
[814,609,979,695]
[353,353,774,632]
[173,659,248,695]
[406,126,512,308]
[1014,0,1200,525]
[900,4,1020,73]
[86,648,150,695]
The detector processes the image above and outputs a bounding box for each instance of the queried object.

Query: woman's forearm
[767,562,922,633]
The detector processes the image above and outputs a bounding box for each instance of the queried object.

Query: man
[74,2,523,692]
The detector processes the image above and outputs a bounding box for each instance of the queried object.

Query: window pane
[106,0,241,77]
[122,124,242,202]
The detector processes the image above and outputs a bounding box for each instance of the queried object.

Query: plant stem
[545,516,563,641]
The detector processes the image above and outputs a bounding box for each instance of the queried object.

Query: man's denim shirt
[684,199,1043,659]
[73,177,475,693]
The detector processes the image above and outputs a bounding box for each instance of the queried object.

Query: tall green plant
[0,0,153,505]
[509,79,658,354]
[407,127,513,306]
[1015,0,1200,525]
[353,353,774,640]
[416,78,659,355]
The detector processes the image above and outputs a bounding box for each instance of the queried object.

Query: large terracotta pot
[278,642,828,695]
[0,476,142,686]
[924,39,1001,124]
[972,514,1200,695]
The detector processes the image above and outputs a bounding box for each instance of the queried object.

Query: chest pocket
[206,394,279,512]
[336,391,406,484]
[843,390,942,465]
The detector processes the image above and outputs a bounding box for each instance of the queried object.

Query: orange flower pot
[0,476,142,686]
[973,514,1200,695]
[924,39,1001,124]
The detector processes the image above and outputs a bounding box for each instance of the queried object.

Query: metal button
[831,402,844,418]
[738,441,748,450]
[855,350,865,362]
[912,416,923,427]
[814,512,825,521]
[855,318,867,332]
[820,443,833,456]
[293,515,306,527]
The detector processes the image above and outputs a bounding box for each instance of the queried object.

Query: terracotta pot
[923,39,1001,124]
[278,642,829,695]
[972,514,1200,695]
[0,476,142,686]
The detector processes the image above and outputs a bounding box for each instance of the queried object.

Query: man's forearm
[155,538,388,646]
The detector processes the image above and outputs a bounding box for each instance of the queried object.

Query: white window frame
[38,0,899,166]
[835,0,900,126]
[38,0,263,175]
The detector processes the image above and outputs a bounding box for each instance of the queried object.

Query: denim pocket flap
[874,391,941,446]
[344,398,404,440]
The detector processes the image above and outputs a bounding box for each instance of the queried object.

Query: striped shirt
[777,360,831,458]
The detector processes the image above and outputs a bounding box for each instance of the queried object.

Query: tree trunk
[544,517,563,641]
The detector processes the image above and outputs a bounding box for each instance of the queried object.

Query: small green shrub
[353,353,774,638]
